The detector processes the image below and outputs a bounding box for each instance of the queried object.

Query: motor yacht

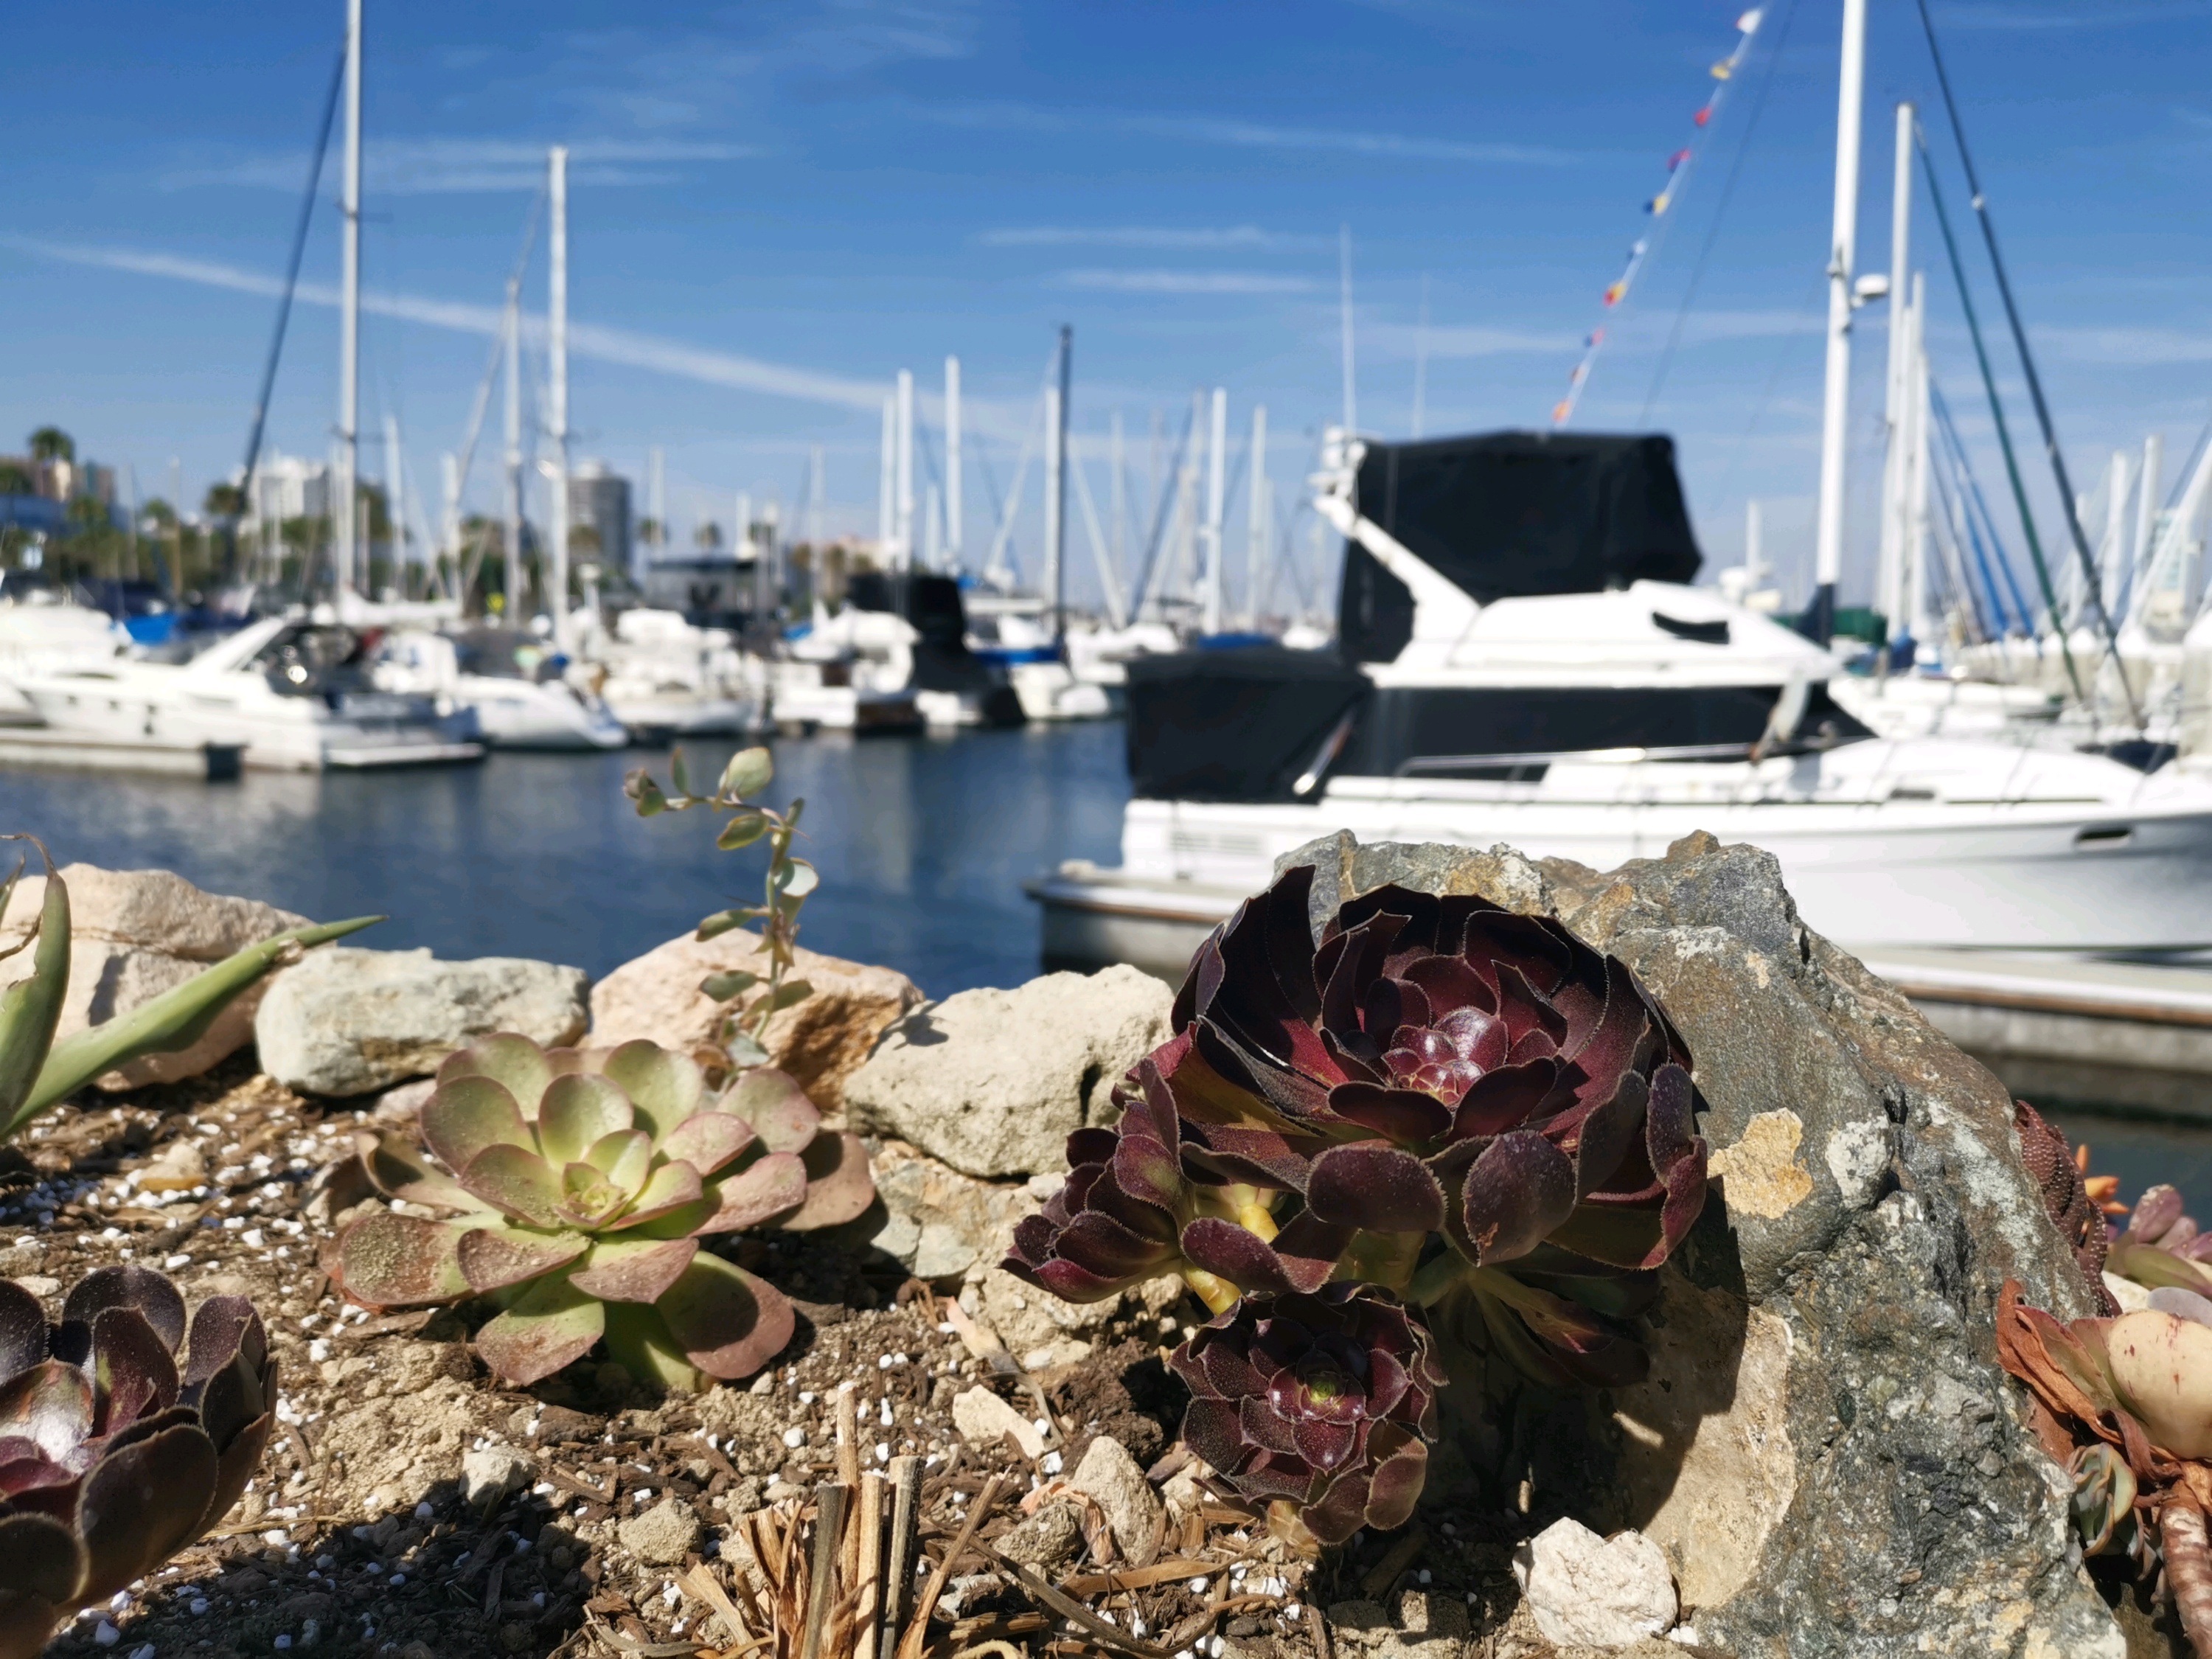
[566,608,765,740]
[0,582,132,721]
[373,627,628,751]
[1033,430,2212,975]
[7,615,483,771]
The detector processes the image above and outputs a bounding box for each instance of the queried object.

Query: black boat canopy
[1340,431,1703,662]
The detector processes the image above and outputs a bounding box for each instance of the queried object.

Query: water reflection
[4,723,1130,998]
[2048,1110,2212,1215]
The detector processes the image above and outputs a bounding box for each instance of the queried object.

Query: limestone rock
[844,965,1172,1178]
[254,947,588,1096]
[460,1444,536,1508]
[1068,1433,1164,1567]
[860,1138,1033,1283]
[998,1500,1083,1568]
[0,863,308,1089]
[619,1498,703,1566]
[589,928,919,1115]
[1283,830,2125,1658]
[951,1385,1045,1459]
[1512,1518,1677,1650]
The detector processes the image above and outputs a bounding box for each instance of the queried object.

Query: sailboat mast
[945,357,963,569]
[548,144,570,650]
[501,297,521,613]
[337,0,363,597]
[383,413,403,597]
[1809,0,1867,644]
[895,369,914,572]
[1202,387,1228,636]
[1245,403,1267,630]
[1878,100,1915,644]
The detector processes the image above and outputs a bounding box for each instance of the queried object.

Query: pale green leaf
[718,746,773,801]
[699,970,758,1002]
[715,812,768,852]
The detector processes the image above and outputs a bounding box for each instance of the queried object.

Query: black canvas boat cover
[846,570,1023,720]
[1125,647,1369,801]
[1340,431,1703,662]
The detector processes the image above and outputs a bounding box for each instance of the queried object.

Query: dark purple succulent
[0,1266,274,1659]
[1006,865,1707,1386]
[1172,1284,1444,1544]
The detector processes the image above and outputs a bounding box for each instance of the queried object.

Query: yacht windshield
[248,625,379,697]
[453,627,560,682]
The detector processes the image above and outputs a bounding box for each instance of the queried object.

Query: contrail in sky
[7,237,894,414]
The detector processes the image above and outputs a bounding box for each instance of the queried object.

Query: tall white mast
[1904,274,1935,650]
[2100,449,2133,633]
[807,445,826,548]
[1245,403,1268,629]
[894,369,914,571]
[1338,227,1357,434]
[337,0,364,596]
[944,357,963,569]
[383,413,403,597]
[1810,0,1868,642]
[877,396,895,555]
[501,297,521,611]
[547,145,570,649]
[1746,498,1767,595]
[1202,386,1228,636]
[1110,409,1127,576]
[2131,432,2163,623]
[924,482,942,571]
[1052,325,1071,638]
[439,452,459,596]
[1877,100,1914,641]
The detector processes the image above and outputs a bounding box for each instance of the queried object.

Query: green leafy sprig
[625,746,817,1071]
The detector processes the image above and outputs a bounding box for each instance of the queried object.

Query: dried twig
[1360,1526,1427,1599]
[897,1474,1006,1659]
[854,1470,886,1659]
[882,1453,924,1649]
[993,1551,1172,1659]
[799,1483,848,1659]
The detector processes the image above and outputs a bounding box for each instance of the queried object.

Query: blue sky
[5,0,2209,610]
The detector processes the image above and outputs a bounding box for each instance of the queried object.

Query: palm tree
[27,428,74,465]
[0,463,33,498]
[203,483,247,521]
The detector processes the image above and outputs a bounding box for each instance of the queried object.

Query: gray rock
[844,965,1172,1178]
[1068,1433,1164,1567]
[459,1444,535,1508]
[254,946,589,1096]
[0,863,308,1089]
[1282,829,2124,1659]
[998,1500,1083,1568]
[859,1138,1034,1284]
[618,1497,703,1566]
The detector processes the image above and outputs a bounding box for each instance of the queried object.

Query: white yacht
[0,584,132,721]
[566,608,765,740]
[7,615,483,771]
[373,627,628,751]
[1033,431,2212,975]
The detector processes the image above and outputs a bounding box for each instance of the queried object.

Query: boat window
[249,626,376,695]
[453,628,557,682]
[1338,683,1871,779]
[1652,613,1730,645]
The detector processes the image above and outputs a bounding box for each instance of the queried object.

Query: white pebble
[1032,1419,1050,1439]
[261,1530,288,1546]
[307,1339,330,1363]
[188,1599,209,1616]
[877,1354,894,1369]
[94,1623,120,1648]
[874,1444,890,1463]
[1189,1576,1208,1593]
[414,1502,434,1520]
[798,1391,816,1406]
[164,1253,191,1270]
[129,1646,156,1659]
[782,1428,806,1448]
[1040,1451,1063,1476]
[879,1399,894,1427]
[241,1228,265,1248]
[274,1638,292,1652]
[389,1573,406,1587]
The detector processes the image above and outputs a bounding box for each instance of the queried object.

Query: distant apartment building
[0,453,115,538]
[246,451,333,525]
[568,460,633,572]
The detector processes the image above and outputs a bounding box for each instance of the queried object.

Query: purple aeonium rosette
[1172,1283,1445,1545]
[1007,863,1711,1536]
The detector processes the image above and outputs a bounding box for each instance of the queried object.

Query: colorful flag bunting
[1551,10,1761,428]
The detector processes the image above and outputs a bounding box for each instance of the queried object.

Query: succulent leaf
[438,1034,555,1116]
[606,1160,706,1231]
[601,1040,705,1141]
[2105,1310,2212,1459]
[568,1237,700,1304]
[458,1144,566,1226]
[782,1133,878,1231]
[687,1152,810,1234]
[333,1212,473,1309]
[654,1253,793,1381]
[456,1222,589,1294]
[474,1273,608,1387]
[421,1076,532,1175]
[720,1067,820,1152]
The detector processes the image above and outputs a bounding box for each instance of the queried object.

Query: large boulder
[254,946,588,1096]
[589,929,919,1116]
[843,964,1173,1179]
[1284,830,2122,1659]
[0,863,308,1089]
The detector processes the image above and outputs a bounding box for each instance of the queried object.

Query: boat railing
[1393,741,1763,776]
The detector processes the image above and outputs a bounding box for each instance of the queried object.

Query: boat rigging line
[1914,122,2087,706]
[1637,0,1804,425]
[237,44,347,567]
[1913,0,2141,729]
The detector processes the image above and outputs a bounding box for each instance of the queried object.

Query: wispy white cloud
[1060,269,1318,296]
[1366,321,1569,357]
[4,238,891,411]
[2034,323,2212,366]
[981,224,1315,251]
[166,138,762,195]
[914,100,1577,166]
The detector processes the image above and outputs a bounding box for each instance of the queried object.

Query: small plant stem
[881,1454,924,1651]
[2164,1503,2212,1659]
[1179,1265,1240,1316]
